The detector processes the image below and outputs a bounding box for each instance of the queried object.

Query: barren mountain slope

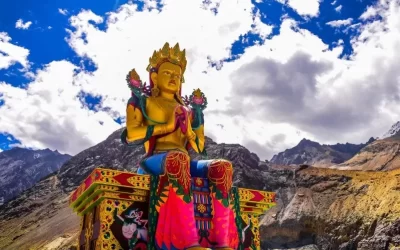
[1,129,400,250]
[0,128,269,250]
[0,175,78,250]
[260,167,400,250]
[335,136,400,171]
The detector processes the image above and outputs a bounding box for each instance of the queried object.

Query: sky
[0,0,399,160]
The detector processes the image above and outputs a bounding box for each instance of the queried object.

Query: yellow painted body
[71,43,277,250]
[125,43,204,154]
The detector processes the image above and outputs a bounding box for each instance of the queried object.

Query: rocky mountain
[260,166,400,250]
[336,135,400,171]
[0,128,400,250]
[381,121,400,139]
[0,147,71,204]
[57,129,265,193]
[0,128,268,250]
[270,138,375,167]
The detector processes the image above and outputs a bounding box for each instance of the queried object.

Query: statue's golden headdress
[146,42,187,74]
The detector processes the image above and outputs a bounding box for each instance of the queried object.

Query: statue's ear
[150,72,158,85]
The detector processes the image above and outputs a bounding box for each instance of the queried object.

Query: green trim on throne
[148,175,159,250]
[233,187,244,250]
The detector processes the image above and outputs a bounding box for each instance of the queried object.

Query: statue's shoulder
[146,96,156,104]
[146,96,160,109]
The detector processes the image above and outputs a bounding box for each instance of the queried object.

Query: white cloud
[343,23,361,34]
[226,0,400,154]
[0,32,29,69]
[1,0,400,161]
[0,0,273,156]
[15,19,32,30]
[331,0,337,5]
[58,8,68,15]
[278,0,321,17]
[360,6,378,20]
[0,60,120,155]
[326,18,353,27]
[335,5,342,12]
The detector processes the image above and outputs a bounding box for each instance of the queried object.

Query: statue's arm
[189,109,205,153]
[126,105,147,142]
[125,98,171,143]
[193,124,205,153]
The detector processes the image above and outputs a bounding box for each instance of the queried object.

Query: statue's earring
[150,69,160,97]
[152,83,160,97]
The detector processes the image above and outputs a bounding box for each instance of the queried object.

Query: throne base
[69,168,276,250]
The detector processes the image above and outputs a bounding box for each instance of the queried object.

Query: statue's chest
[146,98,180,122]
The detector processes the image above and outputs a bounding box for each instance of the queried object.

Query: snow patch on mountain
[381,121,400,139]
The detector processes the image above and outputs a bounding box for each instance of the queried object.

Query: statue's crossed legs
[140,150,239,250]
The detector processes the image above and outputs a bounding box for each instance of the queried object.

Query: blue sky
[0,0,398,159]
[0,0,373,85]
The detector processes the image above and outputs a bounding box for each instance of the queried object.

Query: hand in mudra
[172,106,197,141]
[186,129,197,141]
[165,106,190,134]
[166,110,178,133]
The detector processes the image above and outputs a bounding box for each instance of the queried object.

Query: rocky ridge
[0,128,268,250]
[260,166,400,250]
[381,121,400,139]
[270,138,374,167]
[336,136,400,171]
[0,147,71,204]
[0,128,399,249]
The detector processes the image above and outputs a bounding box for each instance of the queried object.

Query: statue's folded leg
[141,151,200,250]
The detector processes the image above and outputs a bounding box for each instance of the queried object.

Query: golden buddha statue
[121,42,239,250]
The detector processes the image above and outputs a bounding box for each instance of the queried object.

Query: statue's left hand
[186,129,196,141]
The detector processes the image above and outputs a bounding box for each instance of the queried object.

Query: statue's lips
[168,80,176,85]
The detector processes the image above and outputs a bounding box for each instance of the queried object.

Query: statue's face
[152,62,182,94]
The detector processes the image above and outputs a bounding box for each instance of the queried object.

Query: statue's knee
[164,151,191,176]
[207,159,233,181]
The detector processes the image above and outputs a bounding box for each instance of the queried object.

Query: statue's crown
[147,42,187,73]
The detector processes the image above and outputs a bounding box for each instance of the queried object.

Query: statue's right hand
[166,111,177,133]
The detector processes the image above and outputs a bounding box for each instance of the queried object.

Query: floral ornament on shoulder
[183,88,207,133]
[126,68,151,97]
[185,88,208,110]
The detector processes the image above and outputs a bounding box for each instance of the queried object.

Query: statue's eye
[163,71,171,75]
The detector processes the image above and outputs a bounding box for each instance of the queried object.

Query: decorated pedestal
[69,168,276,250]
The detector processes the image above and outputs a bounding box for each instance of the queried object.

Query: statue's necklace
[155,97,178,113]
